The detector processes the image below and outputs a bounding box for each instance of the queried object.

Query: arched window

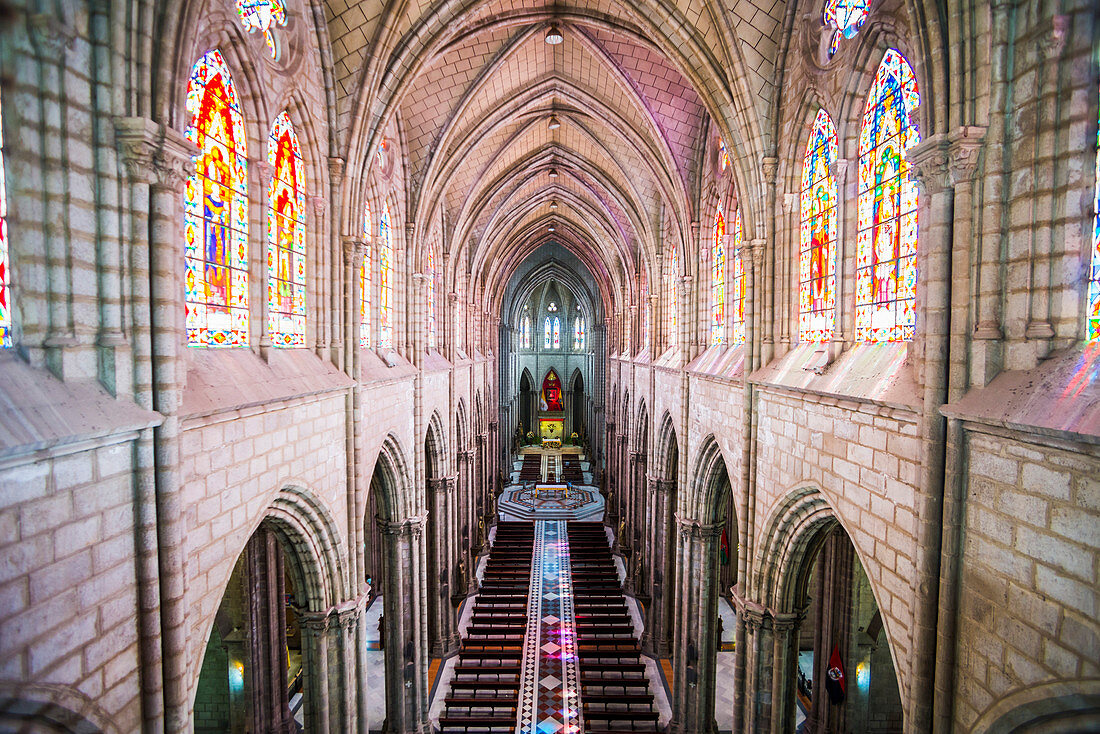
[0,89,10,348]
[427,240,437,349]
[235,0,287,59]
[360,204,372,347]
[574,317,586,350]
[667,244,679,339]
[823,0,870,57]
[642,285,650,347]
[267,111,306,347]
[379,203,393,348]
[731,209,746,344]
[544,316,552,348]
[857,49,920,342]
[718,138,729,172]
[552,317,561,349]
[184,50,249,347]
[522,316,531,349]
[1090,83,1100,342]
[711,204,726,345]
[800,108,839,342]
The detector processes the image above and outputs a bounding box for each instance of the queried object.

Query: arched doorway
[425,414,458,657]
[570,371,585,442]
[643,415,678,658]
[193,519,328,733]
[518,370,533,441]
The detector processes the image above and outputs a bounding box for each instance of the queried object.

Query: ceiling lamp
[550,201,558,209]
[548,225,556,232]
[545,24,563,44]
[547,114,561,130]
[548,168,558,178]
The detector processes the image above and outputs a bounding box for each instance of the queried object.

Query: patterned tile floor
[517,520,582,734]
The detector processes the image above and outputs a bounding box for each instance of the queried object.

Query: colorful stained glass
[857,49,920,342]
[522,316,531,349]
[667,244,679,339]
[574,317,586,350]
[360,204,372,347]
[427,240,437,349]
[1091,84,1100,341]
[0,89,9,348]
[379,203,393,348]
[544,316,552,348]
[800,109,839,342]
[235,0,287,59]
[184,50,249,347]
[719,138,730,171]
[267,111,306,347]
[731,210,746,345]
[711,205,726,345]
[552,316,561,349]
[824,0,870,57]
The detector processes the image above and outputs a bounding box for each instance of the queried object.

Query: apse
[500,243,605,470]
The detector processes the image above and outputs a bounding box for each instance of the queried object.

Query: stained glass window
[731,210,746,345]
[544,316,552,348]
[379,203,393,348]
[235,0,287,59]
[427,241,437,349]
[574,317,586,350]
[718,138,729,172]
[800,109,839,342]
[360,204,372,348]
[857,49,920,342]
[824,0,869,57]
[642,286,650,347]
[667,245,678,339]
[0,89,9,348]
[1090,82,1100,342]
[267,111,306,347]
[552,317,561,349]
[711,205,726,345]
[184,50,249,347]
[522,316,531,349]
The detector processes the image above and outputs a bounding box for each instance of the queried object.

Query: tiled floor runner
[517,520,582,734]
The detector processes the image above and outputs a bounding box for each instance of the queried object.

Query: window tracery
[823,0,869,57]
[234,0,287,59]
[800,108,839,342]
[544,316,552,349]
[184,50,249,347]
[552,317,561,349]
[574,317,586,350]
[856,49,920,342]
[267,111,306,347]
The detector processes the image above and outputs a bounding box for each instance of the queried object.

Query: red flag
[825,643,846,704]
[720,527,730,566]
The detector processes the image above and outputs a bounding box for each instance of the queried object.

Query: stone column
[246,527,293,734]
[671,518,722,734]
[310,195,329,354]
[299,613,332,733]
[642,476,674,656]
[769,612,803,734]
[428,475,459,656]
[378,516,430,734]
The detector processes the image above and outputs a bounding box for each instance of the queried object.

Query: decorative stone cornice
[908,134,952,197]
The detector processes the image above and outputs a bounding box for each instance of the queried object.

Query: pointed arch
[634,399,649,453]
[691,436,736,527]
[370,434,413,521]
[263,484,351,609]
[655,411,678,481]
[424,411,448,479]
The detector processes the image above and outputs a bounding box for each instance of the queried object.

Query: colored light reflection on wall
[856,660,869,690]
[229,659,244,692]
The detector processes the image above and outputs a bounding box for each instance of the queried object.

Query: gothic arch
[370,434,415,521]
[973,681,1100,734]
[263,484,351,610]
[655,411,679,481]
[0,683,117,734]
[425,410,448,479]
[691,435,736,527]
[635,399,649,453]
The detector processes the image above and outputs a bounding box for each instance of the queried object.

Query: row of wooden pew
[518,454,542,482]
[568,522,661,732]
[438,522,533,734]
[561,456,584,483]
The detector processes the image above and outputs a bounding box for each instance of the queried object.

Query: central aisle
[517,521,582,734]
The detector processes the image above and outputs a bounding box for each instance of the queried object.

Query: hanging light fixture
[545,24,563,44]
[550,201,558,210]
[547,114,561,130]
[548,224,556,232]
[548,168,558,178]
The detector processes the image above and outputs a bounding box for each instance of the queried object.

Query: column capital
[760,156,778,184]
[343,237,367,268]
[310,195,328,215]
[1037,14,1068,60]
[747,239,766,271]
[254,160,275,187]
[947,127,986,185]
[376,515,427,538]
[298,612,331,634]
[647,475,675,494]
[677,275,693,298]
[676,516,722,540]
[908,134,952,197]
[328,156,346,180]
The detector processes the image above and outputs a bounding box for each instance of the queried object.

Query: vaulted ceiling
[323,0,790,315]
